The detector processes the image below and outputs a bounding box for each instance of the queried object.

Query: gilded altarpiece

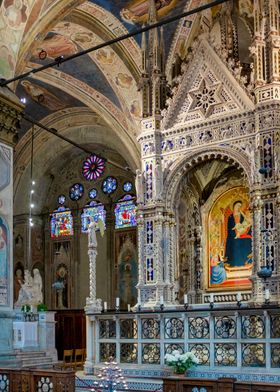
[207,187,252,290]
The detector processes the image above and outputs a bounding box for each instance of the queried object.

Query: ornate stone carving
[0,86,24,146]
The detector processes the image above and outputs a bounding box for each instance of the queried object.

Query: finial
[148,0,157,24]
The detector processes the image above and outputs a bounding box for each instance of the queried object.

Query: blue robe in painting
[225,213,252,267]
[210,261,227,285]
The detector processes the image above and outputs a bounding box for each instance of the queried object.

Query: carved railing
[87,306,280,375]
[0,368,75,391]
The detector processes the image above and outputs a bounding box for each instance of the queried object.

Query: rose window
[195,86,216,111]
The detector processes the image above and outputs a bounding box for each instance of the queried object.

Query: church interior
[0,0,280,391]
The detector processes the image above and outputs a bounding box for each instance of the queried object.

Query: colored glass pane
[123,181,133,192]
[89,188,97,199]
[50,209,73,238]
[102,176,117,194]
[82,154,105,181]
[115,198,137,229]
[69,183,84,201]
[81,202,106,233]
[58,194,66,205]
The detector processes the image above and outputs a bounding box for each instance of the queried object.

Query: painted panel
[208,187,252,289]
[115,230,137,308]
[0,142,12,307]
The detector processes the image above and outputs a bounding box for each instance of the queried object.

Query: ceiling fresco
[90,0,190,48]
[30,32,122,110]
[1,0,195,142]
[16,77,86,136]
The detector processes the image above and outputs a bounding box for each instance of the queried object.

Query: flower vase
[173,370,187,378]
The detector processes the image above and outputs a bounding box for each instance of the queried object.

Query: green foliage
[21,304,31,312]
[37,303,48,312]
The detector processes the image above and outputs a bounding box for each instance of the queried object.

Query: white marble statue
[153,161,163,201]
[15,269,43,307]
[135,169,144,204]
[88,220,97,248]
[86,219,102,312]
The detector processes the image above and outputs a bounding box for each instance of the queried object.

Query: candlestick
[237,292,242,302]
[160,295,164,305]
[116,297,120,307]
[184,294,188,304]
[127,304,131,312]
[104,301,107,312]
[210,294,214,303]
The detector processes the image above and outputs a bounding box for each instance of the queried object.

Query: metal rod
[23,113,133,173]
[0,0,229,87]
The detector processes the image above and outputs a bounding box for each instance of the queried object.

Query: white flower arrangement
[164,350,199,374]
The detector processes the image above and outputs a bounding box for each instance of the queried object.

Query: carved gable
[163,38,254,129]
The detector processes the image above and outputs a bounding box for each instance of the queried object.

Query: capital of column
[0,86,24,146]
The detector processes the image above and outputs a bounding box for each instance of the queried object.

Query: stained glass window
[50,207,73,238]
[82,154,105,181]
[58,194,66,205]
[81,201,106,233]
[123,181,133,192]
[89,188,97,199]
[115,195,137,229]
[102,176,117,194]
[69,183,84,201]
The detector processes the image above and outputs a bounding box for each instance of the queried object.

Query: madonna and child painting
[208,187,253,289]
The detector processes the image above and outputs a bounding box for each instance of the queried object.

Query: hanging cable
[27,125,35,267]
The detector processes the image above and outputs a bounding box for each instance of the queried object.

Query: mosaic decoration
[89,188,97,199]
[58,194,66,205]
[102,176,117,194]
[81,201,106,233]
[115,195,136,229]
[50,207,74,238]
[82,154,105,181]
[208,187,252,289]
[69,183,84,201]
[123,181,133,192]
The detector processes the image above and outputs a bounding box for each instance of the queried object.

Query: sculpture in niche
[208,186,252,289]
[135,169,144,204]
[153,161,163,201]
[15,269,43,307]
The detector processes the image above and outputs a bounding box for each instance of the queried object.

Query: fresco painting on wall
[120,0,178,24]
[0,217,9,305]
[14,262,24,304]
[118,246,138,308]
[208,187,252,289]
[115,230,137,308]
[0,143,11,306]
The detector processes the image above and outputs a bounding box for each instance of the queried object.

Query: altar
[13,321,38,349]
